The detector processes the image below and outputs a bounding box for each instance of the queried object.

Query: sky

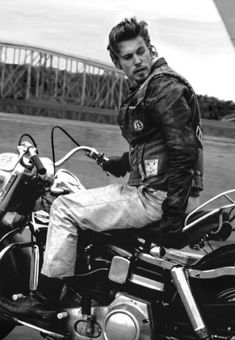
[0,0,235,102]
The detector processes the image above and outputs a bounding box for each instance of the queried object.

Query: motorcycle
[0,126,235,340]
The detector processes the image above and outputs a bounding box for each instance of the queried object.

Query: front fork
[29,244,40,291]
[0,229,40,293]
[171,266,211,340]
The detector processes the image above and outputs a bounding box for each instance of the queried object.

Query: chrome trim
[12,317,68,339]
[171,267,209,339]
[150,246,203,266]
[108,256,130,284]
[103,309,140,340]
[183,203,235,231]
[129,273,164,292]
[0,241,36,270]
[0,227,21,245]
[55,146,101,167]
[0,243,18,261]
[187,266,235,279]
[29,244,40,291]
[138,252,175,270]
[183,189,235,231]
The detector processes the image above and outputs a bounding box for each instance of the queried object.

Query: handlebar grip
[30,155,46,175]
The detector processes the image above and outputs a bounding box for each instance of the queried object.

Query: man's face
[116,36,152,85]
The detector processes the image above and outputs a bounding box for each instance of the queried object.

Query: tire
[214,286,235,303]
[0,233,31,339]
[0,255,17,338]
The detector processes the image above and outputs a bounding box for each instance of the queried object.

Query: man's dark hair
[107,17,157,67]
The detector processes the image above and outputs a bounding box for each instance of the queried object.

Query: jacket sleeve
[146,75,198,221]
[120,151,131,172]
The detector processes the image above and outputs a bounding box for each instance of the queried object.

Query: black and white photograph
[0,0,235,339]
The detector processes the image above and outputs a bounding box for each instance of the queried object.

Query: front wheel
[0,255,18,338]
[0,233,31,339]
[0,274,16,339]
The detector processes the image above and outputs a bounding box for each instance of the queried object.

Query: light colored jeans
[41,184,199,278]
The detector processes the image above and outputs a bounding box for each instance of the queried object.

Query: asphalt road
[1,112,235,203]
[1,112,235,339]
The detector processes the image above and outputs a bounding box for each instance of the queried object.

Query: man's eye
[123,55,132,60]
[137,48,145,55]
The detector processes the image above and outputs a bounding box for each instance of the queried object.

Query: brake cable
[50,126,81,173]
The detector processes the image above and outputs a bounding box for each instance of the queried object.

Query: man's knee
[50,195,68,215]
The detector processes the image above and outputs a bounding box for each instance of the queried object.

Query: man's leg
[41,184,166,278]
[0,184,166,318]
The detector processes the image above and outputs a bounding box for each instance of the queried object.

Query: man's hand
[102,152,130,177]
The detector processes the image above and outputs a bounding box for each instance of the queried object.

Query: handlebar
[13,142,108,176]
[30,154,46,175]
[54,146,109,168]
[17,142,46,175]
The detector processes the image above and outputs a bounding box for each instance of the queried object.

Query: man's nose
[133,54,141,65]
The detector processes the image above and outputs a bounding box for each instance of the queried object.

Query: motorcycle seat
[80,208,232,251]
[138,208,232,249]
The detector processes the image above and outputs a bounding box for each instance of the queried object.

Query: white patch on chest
[144,159,159,177]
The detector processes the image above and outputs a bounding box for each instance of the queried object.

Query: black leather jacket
[118,58,203,218]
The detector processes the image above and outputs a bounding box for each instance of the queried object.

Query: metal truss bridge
[0,42,129,123]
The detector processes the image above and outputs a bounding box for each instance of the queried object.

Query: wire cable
[50,126,81,173]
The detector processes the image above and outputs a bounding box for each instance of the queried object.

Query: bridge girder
[0,42,129,115]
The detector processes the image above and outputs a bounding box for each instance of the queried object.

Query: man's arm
[146,76,198,223]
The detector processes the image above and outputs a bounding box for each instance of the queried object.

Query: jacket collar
[151,57,167,71]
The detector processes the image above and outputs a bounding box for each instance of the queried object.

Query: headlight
[0,153,18,171]
[0,153,18,194]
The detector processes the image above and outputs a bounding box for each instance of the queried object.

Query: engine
[64,293,153,340]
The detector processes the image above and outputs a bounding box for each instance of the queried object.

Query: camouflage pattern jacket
[118,57,203,218]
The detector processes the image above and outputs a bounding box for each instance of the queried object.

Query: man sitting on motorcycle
[0,17,203,320]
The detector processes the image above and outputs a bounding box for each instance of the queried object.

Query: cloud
[0,0,234,101]
[149,17,233,54]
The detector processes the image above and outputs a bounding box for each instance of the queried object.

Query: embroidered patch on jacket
[144,159,159,177]
[133,120,144,131]
[196,125,203,144]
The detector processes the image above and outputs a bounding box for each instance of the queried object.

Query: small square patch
[144,159,159,177]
